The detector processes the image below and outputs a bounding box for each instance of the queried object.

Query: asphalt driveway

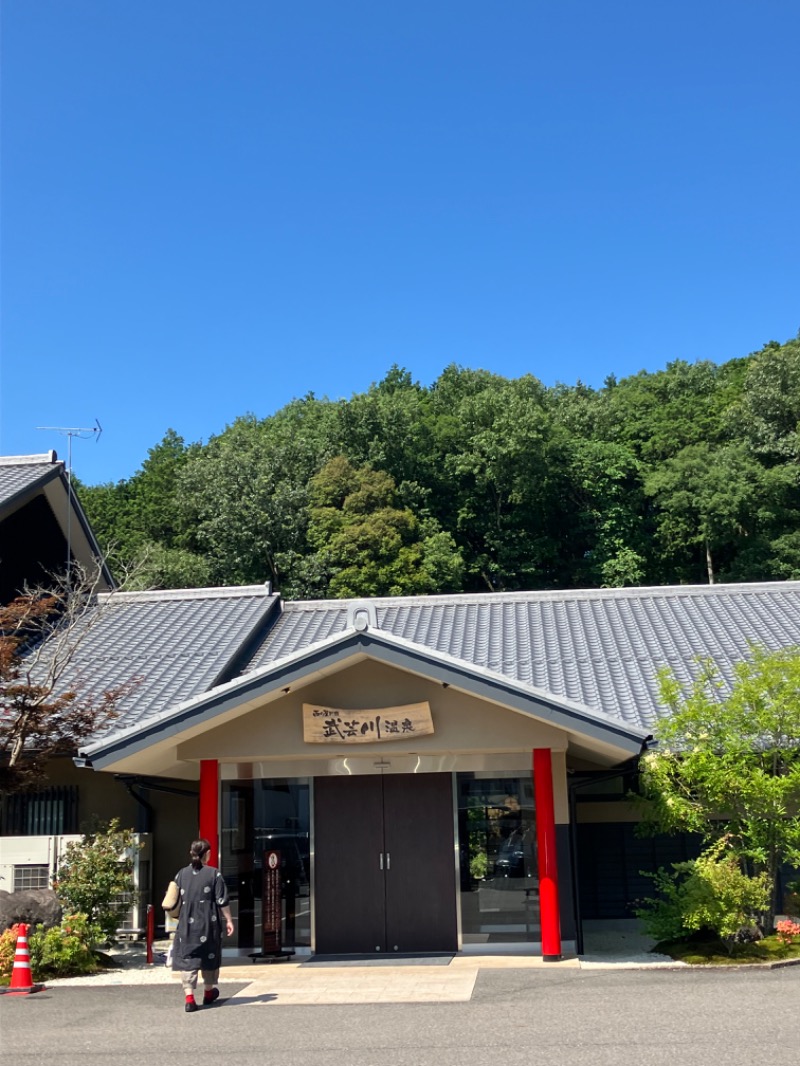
[2,965,799,1066]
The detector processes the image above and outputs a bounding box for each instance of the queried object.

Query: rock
[0,889,62,930]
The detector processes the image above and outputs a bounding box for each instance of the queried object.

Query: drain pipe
[118,777,154,834]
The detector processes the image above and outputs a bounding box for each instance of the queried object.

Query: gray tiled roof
[246,583,800,730]
[0,454,60,511]
[40,579,800,750]
[58,585,277,735]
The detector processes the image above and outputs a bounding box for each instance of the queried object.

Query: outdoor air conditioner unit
[0,832,153,940]
[113,833,152,939]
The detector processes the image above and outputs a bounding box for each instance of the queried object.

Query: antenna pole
[36,420,103,586]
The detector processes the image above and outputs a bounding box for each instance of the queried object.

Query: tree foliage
[638,645,800,924]
[54,819,141,943]
[0,569,132,793]
[635,838,772,948]
[75,333,800,598]
[306,457,463,597]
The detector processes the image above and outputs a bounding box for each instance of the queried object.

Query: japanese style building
[66,579,800,959]
[4,453,800,958]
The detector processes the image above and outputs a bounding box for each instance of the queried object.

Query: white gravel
[44,943,181,986]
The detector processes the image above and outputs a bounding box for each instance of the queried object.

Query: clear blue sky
[1,1,798,486]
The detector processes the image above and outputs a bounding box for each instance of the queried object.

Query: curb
[667,954,800,972]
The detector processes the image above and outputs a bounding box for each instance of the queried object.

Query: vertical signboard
[261,850,282,955]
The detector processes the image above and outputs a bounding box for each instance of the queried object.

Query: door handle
[386,852,391,870]
[379,853,384,870]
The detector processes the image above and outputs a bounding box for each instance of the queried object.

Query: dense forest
[77,334,800,599]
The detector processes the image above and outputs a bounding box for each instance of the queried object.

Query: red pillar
[199,759,219,867]
[533,748,562,961]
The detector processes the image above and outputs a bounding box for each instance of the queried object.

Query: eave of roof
[83,624,650,769]
[0,452,115,589]
[0,459,62,515]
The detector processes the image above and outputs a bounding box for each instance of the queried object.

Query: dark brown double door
[314,772,458,955]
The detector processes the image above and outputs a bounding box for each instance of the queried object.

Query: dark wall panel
[576,822,702,920]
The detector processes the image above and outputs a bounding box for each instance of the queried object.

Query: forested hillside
[77,335,800,598]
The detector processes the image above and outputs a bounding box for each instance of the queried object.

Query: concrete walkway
[43,920,684,1003]
[220,951,595,1006]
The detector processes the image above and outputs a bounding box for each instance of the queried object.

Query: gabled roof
[247,582,800,730]
[74,579,800,771]
[86,623,651,768]
[0,452,114,593]
[0,453,62,510]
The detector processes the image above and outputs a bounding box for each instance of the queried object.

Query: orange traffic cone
[0,924,45,996]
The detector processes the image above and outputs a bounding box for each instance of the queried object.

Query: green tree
[730,336,800,461]
[596,358,747,464]
[644,442,775,584]
[77,429,203,585]
[176,398,343,593]
[427,369,573,591]
[563,439,649,587]
[337,366,436,490]
[54,819,141,943]
[306,457,463,597]
[638,646,800,927]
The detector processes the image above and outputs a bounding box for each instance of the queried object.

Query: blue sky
[1,1,798,486]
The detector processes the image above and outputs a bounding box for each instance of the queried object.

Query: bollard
[146,904,155,965]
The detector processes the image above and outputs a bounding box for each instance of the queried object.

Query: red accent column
[199,759,220,867]
[533,748,562,961]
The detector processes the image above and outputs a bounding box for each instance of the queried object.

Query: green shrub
[470,851,488,880]
[28,914,99,979]
[54,818,141,942]
[636,842,771,950]
[0,916,99,985]
[0,925,20,984]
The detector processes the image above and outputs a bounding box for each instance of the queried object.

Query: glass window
[14,864,50,891]
[221,779,310,952]
[456,773,539,943]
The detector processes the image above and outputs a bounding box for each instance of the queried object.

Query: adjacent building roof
[0,452,114,595]
[0,453,63,511]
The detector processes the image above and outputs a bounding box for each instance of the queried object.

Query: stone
[0,888,62,930]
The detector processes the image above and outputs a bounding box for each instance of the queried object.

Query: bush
[470,851,488,880]
[0,925,20,983]
[636,842,771,951]
[775,919,800,947]
[28,914,100,979]
[54,818,141,943]
[0,915,99,984]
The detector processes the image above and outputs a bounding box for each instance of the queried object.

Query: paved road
[2,966,799,1066]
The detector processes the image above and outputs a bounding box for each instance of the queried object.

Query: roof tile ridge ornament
[0,451,60,466]
[347,600,378,632]
[95,581,273,605]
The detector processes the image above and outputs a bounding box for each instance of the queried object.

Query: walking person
[170,838,234,1012]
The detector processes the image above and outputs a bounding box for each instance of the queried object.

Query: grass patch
[655,935,800,966]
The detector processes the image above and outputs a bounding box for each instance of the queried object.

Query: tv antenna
[36,419,103,584]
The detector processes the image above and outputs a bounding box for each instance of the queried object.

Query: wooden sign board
[303,701,434,744]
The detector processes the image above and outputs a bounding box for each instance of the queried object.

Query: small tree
[0,565,132,793]
[54,819,141,943]
[638,645,800,928]
[636,838,772,950]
